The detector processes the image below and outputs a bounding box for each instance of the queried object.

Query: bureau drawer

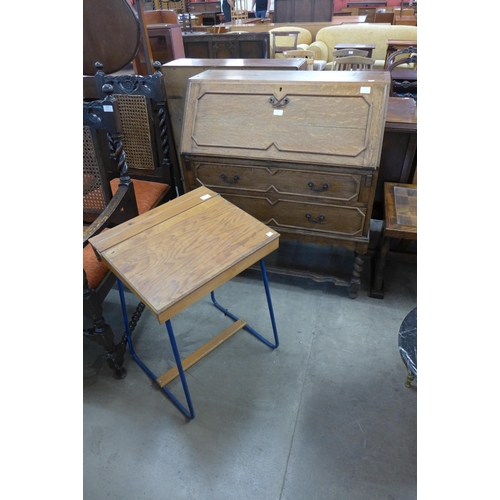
[193,162,362,202]
[222,193,367,237]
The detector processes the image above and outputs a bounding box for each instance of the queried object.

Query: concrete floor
[83,241,417,500]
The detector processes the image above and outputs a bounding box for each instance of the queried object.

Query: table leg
[117,280,196,419]
[210,259,279,349]
[405,371,414,388]
[369,235,391,299]
[115,260,279,419]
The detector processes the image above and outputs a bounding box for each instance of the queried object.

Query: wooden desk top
[387,39,417,47]
[90,188,279,324]
[394,16,417,25]
[384,182,417,239]
[221,17,263,27]
[385,97,416,132]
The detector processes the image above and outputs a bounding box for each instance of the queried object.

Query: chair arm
[83,184,135,247]
[307,41,329,63]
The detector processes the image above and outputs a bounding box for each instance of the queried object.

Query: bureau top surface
[89,188,279,323]
[189,69,390,84]
[163,58,305,69]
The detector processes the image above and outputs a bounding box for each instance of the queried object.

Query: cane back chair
[94,61,184,197]
[84,85,165,378]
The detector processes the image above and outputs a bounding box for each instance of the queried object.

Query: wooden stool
[370,182,417,299]
[89,187,280,419]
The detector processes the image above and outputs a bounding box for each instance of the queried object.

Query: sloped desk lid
[181,70,390,169]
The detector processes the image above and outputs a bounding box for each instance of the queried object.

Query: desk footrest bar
[210,259,279,349]
[156,319,247,388]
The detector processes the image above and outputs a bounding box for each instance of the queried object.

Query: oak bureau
[180,70,390,297]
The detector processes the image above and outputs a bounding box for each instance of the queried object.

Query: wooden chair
[332,48,369,59]
[270,30,299,58]
[386,46,417,71]
[94,61,184,198]
[331,55,374,71]
[231,0,249,21]
[387,47,417,100]
[84,85,168,378]
[283,49,315,71]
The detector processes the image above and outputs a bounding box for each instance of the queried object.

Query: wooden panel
[192,162,362,202]
[182,70,390,169]
[221,193,367,238]
[83,0,140,75]
[274,0,333,22]
[134,24,185,75]
[162,58,307,187]
[182,33,270,59]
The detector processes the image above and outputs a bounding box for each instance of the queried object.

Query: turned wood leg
[371,236,391,298]
[349,252,364,299]
[84,317,128,379]
[83,272,127,379]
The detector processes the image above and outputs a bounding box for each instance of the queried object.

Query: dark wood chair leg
[84,275,127,379]
[84,316,128,379]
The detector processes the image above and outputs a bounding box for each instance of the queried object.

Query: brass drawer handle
[308,182,329,193]
[305,213,325,223]
[220,174,240,184]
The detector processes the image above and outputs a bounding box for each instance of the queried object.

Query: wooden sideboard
[182,32,271,58]
[180,70,390,298]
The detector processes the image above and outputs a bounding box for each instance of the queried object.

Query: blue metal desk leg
[211,259,279,349]
[117,280,195,419]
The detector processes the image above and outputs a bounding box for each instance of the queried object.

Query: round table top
[398,307,417,378]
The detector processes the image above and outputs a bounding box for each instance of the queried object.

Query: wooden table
[394,15,417,26]
[370,182,417,298]
[89,187,280,419]
[334,43,376,58]
[221,17,263,27]
[374,97,417,219]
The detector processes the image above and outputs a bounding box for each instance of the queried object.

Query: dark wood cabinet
[182,32,270,59]
[274,0,333,23]
[180,70,390,297]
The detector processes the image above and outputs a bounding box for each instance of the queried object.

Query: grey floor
[83,239,417,500]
